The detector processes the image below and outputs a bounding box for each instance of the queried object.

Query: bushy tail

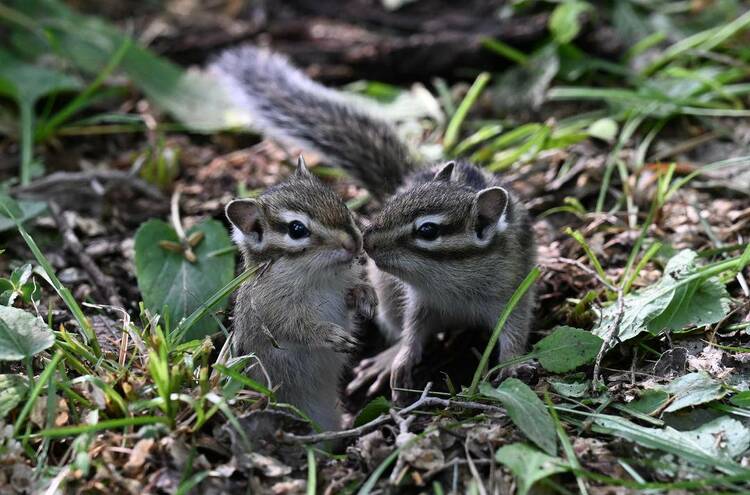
[210,46,417,200]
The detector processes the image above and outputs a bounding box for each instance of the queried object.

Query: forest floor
[1,1,750,494]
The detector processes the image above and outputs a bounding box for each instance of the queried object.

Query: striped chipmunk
[212,46,536,405]
[225,156,377,430]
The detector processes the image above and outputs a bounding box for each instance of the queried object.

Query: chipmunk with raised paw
[226,156,376,430]
[212,47,535,406]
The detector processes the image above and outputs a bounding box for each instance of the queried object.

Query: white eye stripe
[414,214,447,229]
[279,210,311,225]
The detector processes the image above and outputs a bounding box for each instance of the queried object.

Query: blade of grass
[35,415,170,438]
[444,72,491,151]
[643,9,750,75]
[469,266,541,395]
[306,446,317,495]
[545,393,588,495]
[564,228,613,287]
[13,350,63,436]
[35,38,131,141]
[482,38,529,65]
[171,264,261,343]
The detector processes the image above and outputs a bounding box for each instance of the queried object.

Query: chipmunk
[212,47,536,405]
[226,156,377,430]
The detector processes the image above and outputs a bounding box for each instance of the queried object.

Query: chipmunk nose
[338,232,357,254]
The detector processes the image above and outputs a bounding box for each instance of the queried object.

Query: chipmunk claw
[346,344,398,397]
[346,284,378,320]
[326,326,359,354]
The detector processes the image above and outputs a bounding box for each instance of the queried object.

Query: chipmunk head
[363,161,511,288]
[226,156,362,274]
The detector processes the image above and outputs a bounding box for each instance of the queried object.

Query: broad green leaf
[533,326,602,373]
[480,379,557,455]
[592,414,749,475]
[0,374,28,418]
[0,50,81,107]
[549,1,592,45]
[659,372,726,413]
[593,250,730,347]
[495,443,566,495]
[134,219,235,341]
[354,396,391,427]
[0,305,55,361]
[549,377,589,398]
[628,389,669,415]
[683,417,750,460]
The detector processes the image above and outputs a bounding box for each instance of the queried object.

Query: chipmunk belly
[307,278,353,329]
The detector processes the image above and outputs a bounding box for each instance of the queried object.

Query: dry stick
[280,383,504,443]
[49,201,125,309]
[13,170,164,201]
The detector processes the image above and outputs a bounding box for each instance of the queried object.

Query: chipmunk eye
[288,220,310,240]
[415,222,440,241]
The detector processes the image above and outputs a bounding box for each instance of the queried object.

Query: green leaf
[0,305,55,361]
[593,250,731,347]
[495,443,566,495]
[549,377,589,398]
[0,374,29,418]
[532,326,602,373]
[628,389,669,415]
[480,379,557,455]
[549,1,592,45]
[6,2,242,132]
[683,417,750,460]
[587,117,618,142]
[592,414,750,474]
[730,391,750,407]
[0,50,81,107]
[354,396,391,427]
[659,372,726,413]
[134,219,235,341]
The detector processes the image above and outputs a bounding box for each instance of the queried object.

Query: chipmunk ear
[226,199,264,246]
[433,161,455,182]
[472,187,509,243]
[294,154,312,177]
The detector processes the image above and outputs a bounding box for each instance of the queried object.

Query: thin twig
[281,383,504,443]
[49,201,125,309]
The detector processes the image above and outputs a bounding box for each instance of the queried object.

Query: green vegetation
[1,0,750,493]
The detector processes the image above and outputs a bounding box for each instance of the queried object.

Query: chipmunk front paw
[346,284,378,320]
[325,325,359,354]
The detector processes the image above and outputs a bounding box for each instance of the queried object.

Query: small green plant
[0,263,39,306]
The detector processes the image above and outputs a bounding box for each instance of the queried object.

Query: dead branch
[49,201,125,309]
[13,170,164,201]
[281,383,504,443]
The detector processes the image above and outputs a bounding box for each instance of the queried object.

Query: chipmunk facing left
[226,156,376,430]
